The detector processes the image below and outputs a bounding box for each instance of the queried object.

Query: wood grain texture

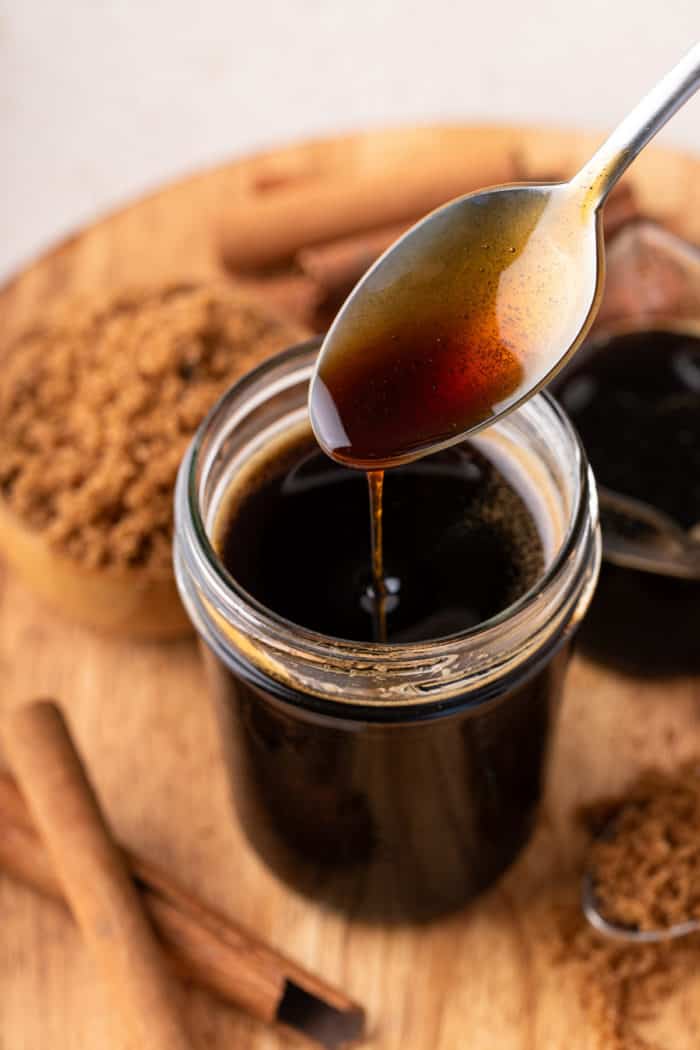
[1,124,699,1049]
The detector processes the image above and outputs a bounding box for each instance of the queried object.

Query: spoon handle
[572,41,700,205]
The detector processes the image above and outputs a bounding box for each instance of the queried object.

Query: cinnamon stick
[218,158,511,270]
[219,152,643,278]
[297,223,409,296]
[293,181,640,310]
[233,271,323,327]
[3,701,195,1050]
[0,745,364,1048]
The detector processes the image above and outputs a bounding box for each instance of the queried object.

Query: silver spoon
[310,42,700,469]
[582,867,700,944]
[598,486,700,580]
[582,815,700,944]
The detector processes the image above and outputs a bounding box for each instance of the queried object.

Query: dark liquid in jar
[556,327,700,674]
[557,328,700,528]
[207,424,565,920]
[215,426,544,643]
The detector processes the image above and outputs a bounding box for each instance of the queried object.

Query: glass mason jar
[552,318,700,677]
[174,340,601,922]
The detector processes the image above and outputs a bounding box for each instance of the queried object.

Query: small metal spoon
[311,42,700,468]
[582,867,700,944]
[598,486,700,580]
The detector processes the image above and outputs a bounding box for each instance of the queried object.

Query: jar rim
[184,336,587,638]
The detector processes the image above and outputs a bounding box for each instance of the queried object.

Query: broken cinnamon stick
[0,742,364,1049]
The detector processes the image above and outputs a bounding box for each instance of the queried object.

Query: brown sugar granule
[555,882,698,1050]
[585,763,700,932]
[0,283,304,573]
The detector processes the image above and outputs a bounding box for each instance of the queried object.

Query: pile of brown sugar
[0,283,303,573]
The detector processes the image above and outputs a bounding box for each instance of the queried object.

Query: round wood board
[1,124,700,1050]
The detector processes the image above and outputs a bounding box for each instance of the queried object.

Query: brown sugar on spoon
[0,283,306,637]
[585,764,700,932]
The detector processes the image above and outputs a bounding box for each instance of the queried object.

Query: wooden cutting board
[1,124,699,1050]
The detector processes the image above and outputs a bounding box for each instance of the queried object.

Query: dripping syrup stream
[367,469,388,642]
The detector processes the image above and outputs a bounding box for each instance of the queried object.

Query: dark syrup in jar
[555,327,700,674]
[209,422,562,920]
[215,425,544,644]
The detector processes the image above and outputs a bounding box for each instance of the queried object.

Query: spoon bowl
[582,868,700,943]
[310,181,602,468]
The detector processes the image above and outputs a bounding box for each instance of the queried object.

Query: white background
[1,1,698,280]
